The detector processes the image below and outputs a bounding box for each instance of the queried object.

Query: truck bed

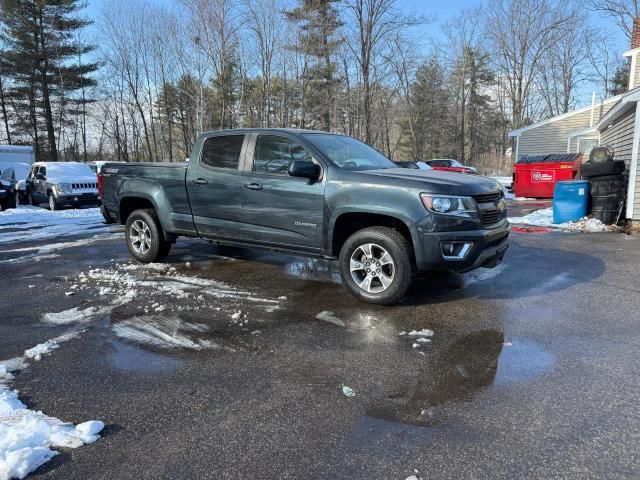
[101,162,195,235]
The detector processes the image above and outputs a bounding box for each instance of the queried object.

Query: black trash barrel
[587,174,625,224]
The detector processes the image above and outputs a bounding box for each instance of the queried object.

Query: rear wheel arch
[119,196,156,225]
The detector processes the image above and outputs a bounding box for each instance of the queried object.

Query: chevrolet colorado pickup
[100,129,509,304]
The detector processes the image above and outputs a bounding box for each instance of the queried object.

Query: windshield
[302,133,396,171]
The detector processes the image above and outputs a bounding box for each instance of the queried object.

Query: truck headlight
[420,194,477,217]
[55,183,73,194]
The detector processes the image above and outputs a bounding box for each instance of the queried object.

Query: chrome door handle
[244,183,263,190]
[192,178,208,185]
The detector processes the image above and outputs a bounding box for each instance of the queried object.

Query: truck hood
[361,168,502,195]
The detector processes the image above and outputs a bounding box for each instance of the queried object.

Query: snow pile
[112,315,218,350]
[508,207,611,232]
[0,330,104,480]
[490,176,512,188]
[41,306,109,326]
[0,206,107,244]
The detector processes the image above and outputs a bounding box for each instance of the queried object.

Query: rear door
[186,134,247,239]
[240,133,325,251]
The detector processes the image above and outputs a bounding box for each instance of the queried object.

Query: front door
[186,134,247,239]
[241,134,325,251]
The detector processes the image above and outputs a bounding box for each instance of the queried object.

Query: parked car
[26,162,99,210]
[395,161,419,169]
[0,167,17,210]
[0,162,31,205]
[100,129,509,305]
[425,159,477,174]
[415,161,433,170]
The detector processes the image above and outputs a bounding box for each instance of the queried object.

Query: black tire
[0,196,8,211]
[338,226,413,305]
[581,160,625,178]
[7,191,17,209]
[124,208,172,263]
[17,191,29,205]
[48,193,58,211]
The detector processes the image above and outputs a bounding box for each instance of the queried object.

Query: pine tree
[0,0,98,161]
[286,0,342,131]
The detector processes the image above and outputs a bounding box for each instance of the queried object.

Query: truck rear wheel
[125,209,172,263]
[338,226,413,305]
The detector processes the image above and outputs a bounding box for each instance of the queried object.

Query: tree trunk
[0,73,11,144]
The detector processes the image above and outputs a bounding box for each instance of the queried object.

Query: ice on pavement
[0,206,110,244]
[112,315,219,350]
[508,207,610,232]
[0,234,121,265]
[0,332,104,480]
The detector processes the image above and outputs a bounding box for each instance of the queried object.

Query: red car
[425,159,477,174]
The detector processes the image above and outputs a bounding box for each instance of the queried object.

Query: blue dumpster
[553,180,589,224]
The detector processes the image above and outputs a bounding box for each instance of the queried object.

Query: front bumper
[414,220,510,273]
[55,193,100,206]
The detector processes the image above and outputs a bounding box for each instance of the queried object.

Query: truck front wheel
[338,226,413,305]
[125,209,172,263]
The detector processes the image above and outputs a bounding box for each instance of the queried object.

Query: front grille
[72,182,97,189]
[474,190,505,227]
[474,191,502,204]
[480,210,503,226]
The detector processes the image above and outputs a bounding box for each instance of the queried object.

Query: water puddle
[104,337,181,374]
[494,338,554,384]
[367,332,553,427]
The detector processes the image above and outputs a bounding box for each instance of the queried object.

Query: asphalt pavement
[1,213,639,479]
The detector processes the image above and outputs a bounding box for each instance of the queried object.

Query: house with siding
[509,96,621,162]
[508,18,640,224]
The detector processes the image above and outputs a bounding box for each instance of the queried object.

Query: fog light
[441,241,473,259]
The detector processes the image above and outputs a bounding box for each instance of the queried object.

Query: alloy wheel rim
[49,196,55,210]
[130,219,152,255]
[349,243,395,293]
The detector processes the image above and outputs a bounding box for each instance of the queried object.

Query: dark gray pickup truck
[100,129,509,304]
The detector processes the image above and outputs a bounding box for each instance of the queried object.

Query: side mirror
[289,160,320,180]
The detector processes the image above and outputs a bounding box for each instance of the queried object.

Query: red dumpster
[513,153,582,198]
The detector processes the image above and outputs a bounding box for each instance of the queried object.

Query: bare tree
[244,0,283,127]
[344,0,422,144]
[486,0,571,128]
[538,6,591,116]
[591,0,640,39]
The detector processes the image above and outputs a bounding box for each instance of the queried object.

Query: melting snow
[508,208,610,232]
[112,315,218,350]
[0,206,109,244]
[41,306,110,326]
[315,311,346,327]
[0,331,104,480]
[405,329,434,337]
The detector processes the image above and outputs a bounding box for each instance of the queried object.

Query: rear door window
[200,135,244,170]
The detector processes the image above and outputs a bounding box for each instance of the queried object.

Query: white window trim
[576,137,599,154]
